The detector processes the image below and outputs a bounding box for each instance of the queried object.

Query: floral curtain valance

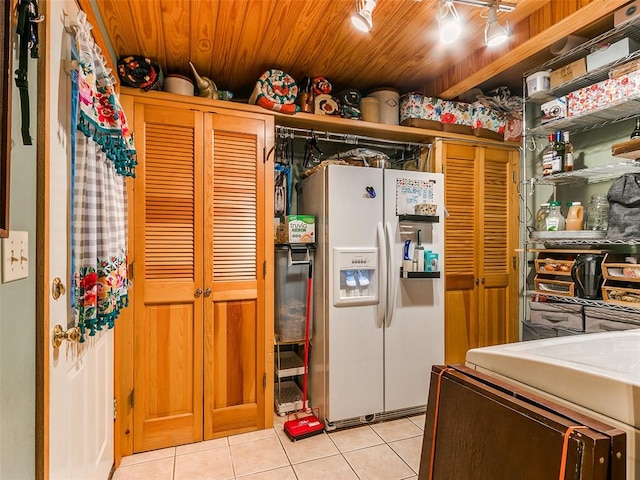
[70,11,135,340]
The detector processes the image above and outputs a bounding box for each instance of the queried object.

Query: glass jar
[585,194,609,231]
[534,203,550,231]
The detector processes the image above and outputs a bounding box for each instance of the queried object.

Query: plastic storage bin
[274,246,313,342]
[526,70,550,97]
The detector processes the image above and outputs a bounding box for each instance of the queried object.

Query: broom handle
[302,260,312,411]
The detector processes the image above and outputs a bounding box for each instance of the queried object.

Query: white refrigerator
[299,164,445,429]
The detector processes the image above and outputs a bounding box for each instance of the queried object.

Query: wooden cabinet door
[440,142,480,364]
[202,111,273,439]
[132,104,204,452]
[437,141,519,364]
[478,146,519,348]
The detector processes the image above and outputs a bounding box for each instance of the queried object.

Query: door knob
[475,278,479,286]
[52,325,81,348]
[194,288,203,298]
[203,288,211,298]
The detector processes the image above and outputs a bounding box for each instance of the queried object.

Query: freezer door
[383,169,445,412]
[325,165,385,421]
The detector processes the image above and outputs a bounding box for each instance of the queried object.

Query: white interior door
[47,2,113,478]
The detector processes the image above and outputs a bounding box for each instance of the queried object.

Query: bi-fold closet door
[434,140,520,365]
[130,98,273,452]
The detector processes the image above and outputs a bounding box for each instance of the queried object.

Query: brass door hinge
[263,373,267,389]
[113,398,118,420]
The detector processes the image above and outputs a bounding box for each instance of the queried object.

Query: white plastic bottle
[545,201,566,231]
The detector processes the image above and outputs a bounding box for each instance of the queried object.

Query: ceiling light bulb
[438,1,461,44]
[485,5,508,46]
[351,0,376,33]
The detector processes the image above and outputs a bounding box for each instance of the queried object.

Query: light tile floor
[113,414,426,480]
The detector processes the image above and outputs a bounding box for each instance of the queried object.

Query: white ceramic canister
[360,96,380,123]
[163,74,195,96]
[369,88,400,125]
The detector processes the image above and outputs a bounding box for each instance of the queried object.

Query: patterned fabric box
[471,104,506,139]
[567,71,640,117]
[399,93,442,130]
[440,100,473,133]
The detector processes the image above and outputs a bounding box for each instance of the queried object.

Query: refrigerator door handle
[376,221,386,329]
[385,221,396,327]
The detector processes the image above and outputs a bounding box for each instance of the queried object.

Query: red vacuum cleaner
[284,260,324,441]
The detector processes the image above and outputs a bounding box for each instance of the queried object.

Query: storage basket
[602,253,640,282]
[584,306,640,332]
[534,251,576,277]
[521,320,582,341]
[529,301,584,331]
[602,283,640,307]
[534,277,575,297]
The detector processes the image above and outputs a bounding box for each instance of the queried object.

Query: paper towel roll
[550,35,588,56]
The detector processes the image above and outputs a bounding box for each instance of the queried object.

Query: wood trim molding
[36,0,51,478]
[428,0,630,99]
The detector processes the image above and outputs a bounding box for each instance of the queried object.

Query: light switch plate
[2,231,29,283]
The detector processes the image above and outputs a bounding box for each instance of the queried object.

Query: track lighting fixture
[437,1,461,44]
[484,5,509,46]
[436,0,515,46]
[351,0,377,33]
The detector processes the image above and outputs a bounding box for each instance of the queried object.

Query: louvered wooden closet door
[203,112,268,438]
[442,143,480,363]
[479,146,519,347]
[133,104,204,452]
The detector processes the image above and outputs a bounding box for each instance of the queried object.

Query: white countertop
[465,329,640,428]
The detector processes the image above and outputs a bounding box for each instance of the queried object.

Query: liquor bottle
[563,131,574,172]
[541,134,554,176]
[631,117,640,139]
[551,130,564,174]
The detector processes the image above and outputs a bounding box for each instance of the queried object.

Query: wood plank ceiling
[83,0,625,100]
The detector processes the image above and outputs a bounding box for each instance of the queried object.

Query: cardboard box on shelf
[586,37,640,72]
[609,58,640,79]
[549,58,587,88]
[540,97,567,124]
[284,215,315,243]
[614,0,640,27]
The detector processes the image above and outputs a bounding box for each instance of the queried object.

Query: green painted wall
[0,55,37,479]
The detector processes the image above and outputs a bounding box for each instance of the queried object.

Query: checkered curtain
[71,11,136,340]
